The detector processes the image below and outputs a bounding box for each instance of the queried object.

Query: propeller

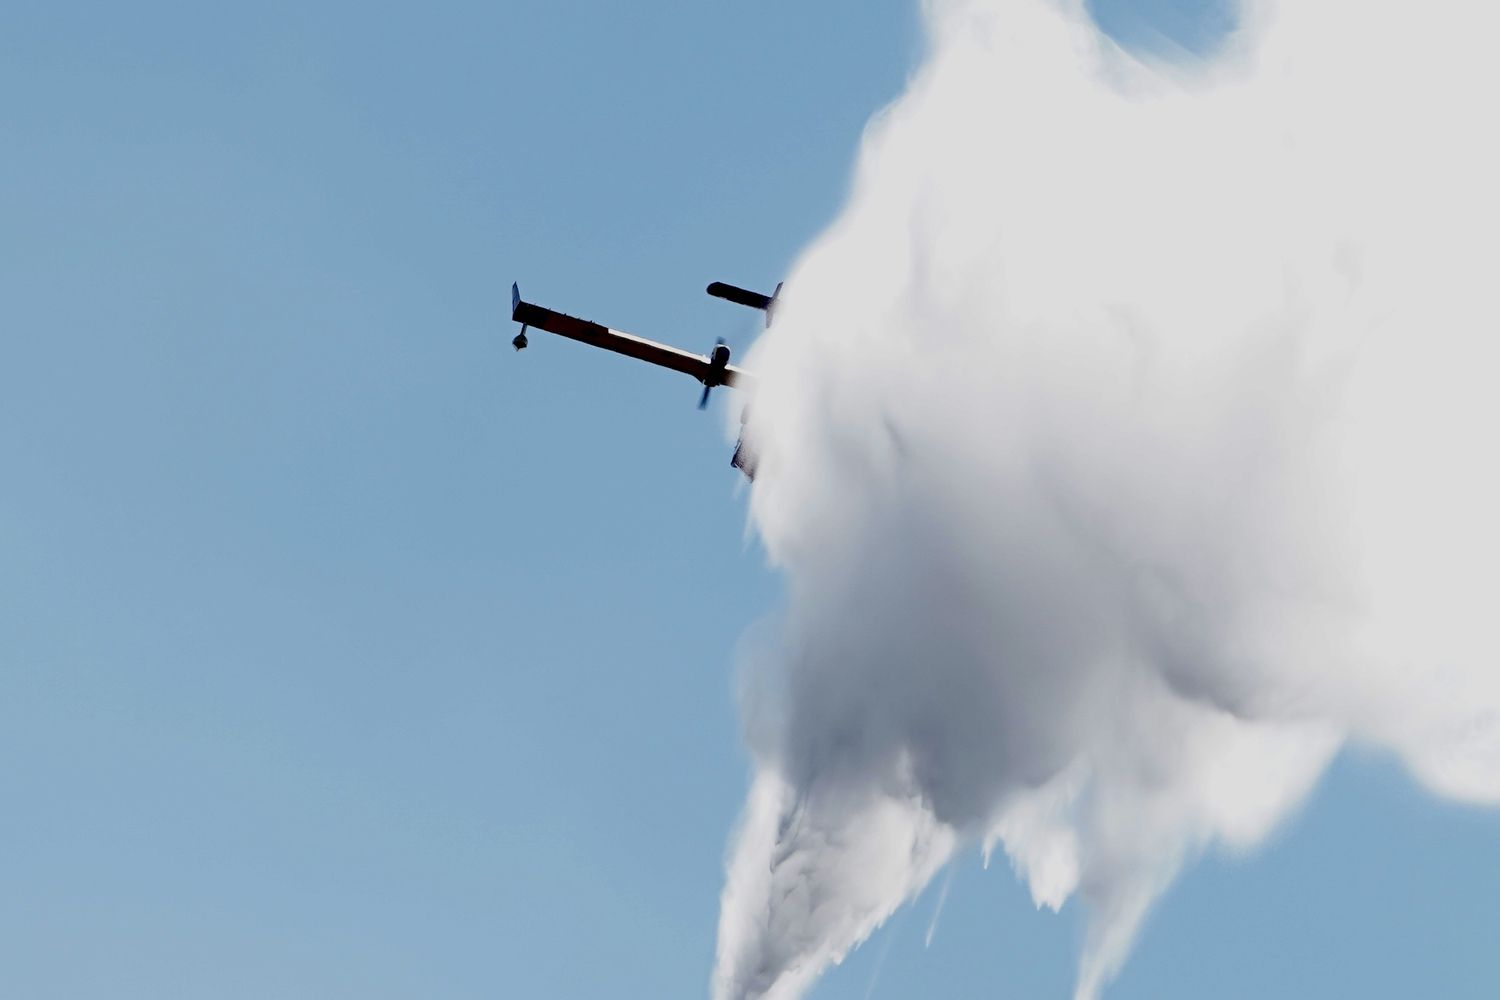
[699,337,729,410]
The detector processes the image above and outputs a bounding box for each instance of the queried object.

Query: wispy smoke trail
[714,1,1500,997]
[924,865,954,949]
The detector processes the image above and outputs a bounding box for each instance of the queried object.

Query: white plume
[714,1,1500,997]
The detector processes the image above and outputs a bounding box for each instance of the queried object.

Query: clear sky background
[2,2,1496,998]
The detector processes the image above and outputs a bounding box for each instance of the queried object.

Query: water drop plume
[714,0,1500,997]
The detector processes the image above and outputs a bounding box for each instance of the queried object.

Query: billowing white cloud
[714,1,1500,997]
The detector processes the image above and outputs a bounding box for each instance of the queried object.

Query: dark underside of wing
[512,293,711,382]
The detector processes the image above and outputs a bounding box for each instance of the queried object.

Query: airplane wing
[511,283,754,390]
[720,365,755,390]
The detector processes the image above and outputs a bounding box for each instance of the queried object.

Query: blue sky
[2,2,1496,998]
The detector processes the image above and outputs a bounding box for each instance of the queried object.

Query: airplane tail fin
[707,281,782,327]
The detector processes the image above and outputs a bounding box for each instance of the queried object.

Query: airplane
[509,279,780,479]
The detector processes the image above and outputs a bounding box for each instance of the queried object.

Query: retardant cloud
[714,1,1500,996]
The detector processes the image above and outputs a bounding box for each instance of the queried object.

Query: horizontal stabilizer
[707,281,774,311]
